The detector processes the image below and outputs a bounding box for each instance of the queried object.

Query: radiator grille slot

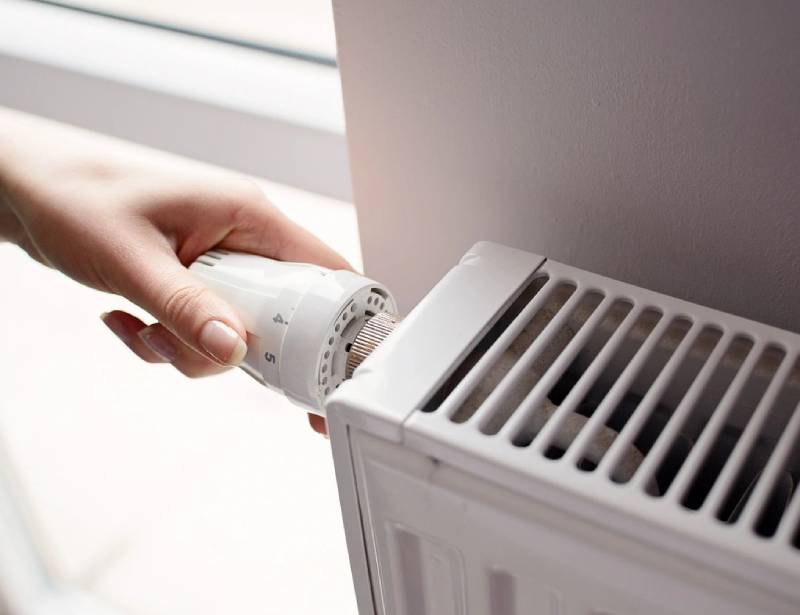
[448,278,574,424]
[562,315,696,487]
[417,259,800,554]
[739,356,800,536]
[421,274,549,414]
[529,307,666,460]
[484,293,607,437]
[680,345,785,512]
[719,356,800,531]
[613,325,723,490]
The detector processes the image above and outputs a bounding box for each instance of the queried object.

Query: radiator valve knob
[346,312,399,378]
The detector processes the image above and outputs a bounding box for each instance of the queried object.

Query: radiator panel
[350,430,794,615]
[327,242,800,614]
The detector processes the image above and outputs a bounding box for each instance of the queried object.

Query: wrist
[0,108,58,246]
[0,174,24,242]
[0,107,30,219]
[0,117,20,242]
[0,178,24,243]
[0,106,55,236]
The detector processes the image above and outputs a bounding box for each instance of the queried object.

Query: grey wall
[335,1,800,331]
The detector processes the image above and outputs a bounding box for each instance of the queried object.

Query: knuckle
[161,284,209,329]
[229,178,265,206]
[227,180,274,223]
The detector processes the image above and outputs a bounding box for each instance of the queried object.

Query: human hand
[0,108,346,435]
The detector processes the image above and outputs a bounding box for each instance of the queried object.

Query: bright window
[36,0,337,61]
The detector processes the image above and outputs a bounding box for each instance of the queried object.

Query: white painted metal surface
[327,241,800,615]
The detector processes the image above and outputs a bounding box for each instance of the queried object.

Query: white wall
[335,1,800,331]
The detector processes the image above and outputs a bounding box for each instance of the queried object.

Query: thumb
[122,250,248,366]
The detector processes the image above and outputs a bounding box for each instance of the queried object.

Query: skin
[0,107,345,436]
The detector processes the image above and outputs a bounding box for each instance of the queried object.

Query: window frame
[0,0,351,201]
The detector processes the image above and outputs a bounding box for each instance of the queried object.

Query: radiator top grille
[419,260,800,555]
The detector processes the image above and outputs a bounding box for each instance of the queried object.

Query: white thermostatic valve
[189,249,397,414]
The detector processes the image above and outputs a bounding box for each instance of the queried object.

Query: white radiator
[325,241,800,615]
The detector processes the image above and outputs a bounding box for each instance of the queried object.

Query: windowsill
[0,0,351,199]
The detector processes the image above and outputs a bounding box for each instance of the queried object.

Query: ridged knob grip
[346,312,398,378]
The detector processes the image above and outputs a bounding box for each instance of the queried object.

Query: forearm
[0,107,103,253]
[0,106,126,244]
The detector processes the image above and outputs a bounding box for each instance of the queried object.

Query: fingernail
[199,320,247,365]
[101,312,133,345]
[138,327,178,362]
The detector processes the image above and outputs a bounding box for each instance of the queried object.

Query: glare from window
[52,0,337,60]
